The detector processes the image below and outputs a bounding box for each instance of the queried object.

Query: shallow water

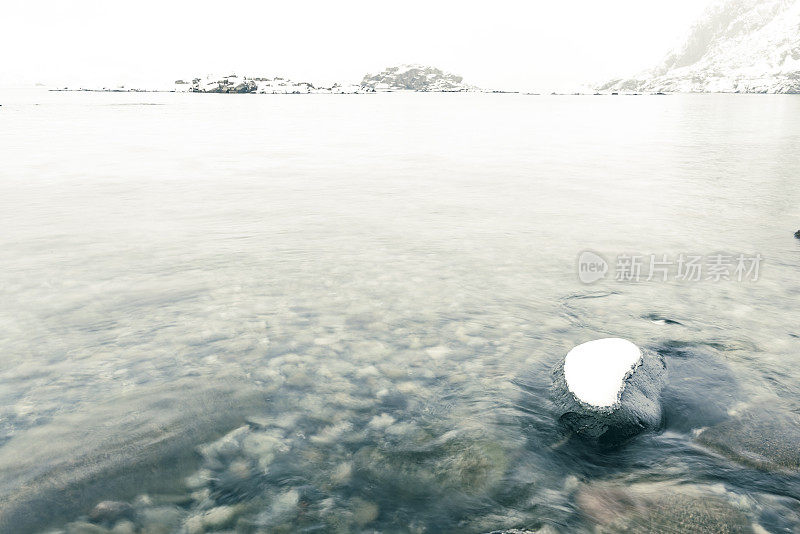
[1,90,799,533]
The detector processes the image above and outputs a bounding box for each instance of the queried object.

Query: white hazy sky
[1,0,715,91]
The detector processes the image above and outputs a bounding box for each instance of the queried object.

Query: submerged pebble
[183,505,241,533]
[351,498,379,526]
[695,407,800,472]
[65,522,111,534]
[576,481,757,533]
[88,501,134,526]
[109,520,135,534]
[137,506,183,534]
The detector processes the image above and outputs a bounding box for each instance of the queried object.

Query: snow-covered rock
[186,74,336,94]
[182,66,479,94]
[552,338,666,445]
[54,65,483,94]
[563,338,643,407]
[601,0,800,94]
[360,64,478,92]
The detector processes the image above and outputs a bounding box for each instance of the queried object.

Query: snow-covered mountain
[360,65,477,92]
[601,0,800,93]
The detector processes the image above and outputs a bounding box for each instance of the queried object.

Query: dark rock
[207,79,257,94]
[552,342,666,446]
[794,229,800,239]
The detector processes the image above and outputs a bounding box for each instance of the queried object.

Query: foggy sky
[1,0,714,91]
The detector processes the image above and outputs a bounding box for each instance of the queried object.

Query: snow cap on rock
[564,338,642,407]
[552,337,665,445]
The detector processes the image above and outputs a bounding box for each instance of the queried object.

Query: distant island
[53,65,512,94]
[360,65,477,92]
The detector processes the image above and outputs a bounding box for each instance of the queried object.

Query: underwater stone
[575,481,755,533]
[88,501,134,525]
[137,506,184,532]
[695,407,800,472]
[183,505,241,533]
[351,498,379,526]
[65,521,111,534]
[109,520,136,534]
[201,505,240,529]
[552,338,666,445]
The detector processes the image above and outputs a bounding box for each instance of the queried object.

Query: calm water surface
[0,90,799,533]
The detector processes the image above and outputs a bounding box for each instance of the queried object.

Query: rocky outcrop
[360,64,477,92]
[181,67,479,94]
[58,65,483,94]
[601,0,800,93]
[187,74,321,94]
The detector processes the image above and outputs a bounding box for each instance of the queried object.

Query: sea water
[1,89,799,532]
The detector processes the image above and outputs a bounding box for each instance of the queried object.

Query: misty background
[2,0,715,92]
